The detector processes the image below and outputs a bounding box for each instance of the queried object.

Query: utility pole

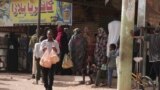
[37,0,41,37]
[117,0,136,90]
[137,0,147,76]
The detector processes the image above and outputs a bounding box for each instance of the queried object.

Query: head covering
[94,27,108,66]
[73,28,81,35]
[57,26,64,33]
[68,28,87,72]
[97,28,106,37]
[56,26,64,48]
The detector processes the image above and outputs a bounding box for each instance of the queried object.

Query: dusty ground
[0,73,117,90]
[0,73,156,90]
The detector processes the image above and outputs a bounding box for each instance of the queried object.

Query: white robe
[107,20,121,57]
[105,0,109,5]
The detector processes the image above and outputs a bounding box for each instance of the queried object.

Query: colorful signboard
[0,0,72,26]
[0,0,13,26]
[9,0,72,25]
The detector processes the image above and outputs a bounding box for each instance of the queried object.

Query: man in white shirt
[40,29,60,90]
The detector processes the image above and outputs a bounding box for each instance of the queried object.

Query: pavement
[0,73,117,90]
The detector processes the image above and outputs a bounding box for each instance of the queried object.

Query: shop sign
[9,0,72,25]
[0,0,72,26]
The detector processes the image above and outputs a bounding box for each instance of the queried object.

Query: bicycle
[132,57,155,90]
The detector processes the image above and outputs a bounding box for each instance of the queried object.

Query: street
[0,73,117,90]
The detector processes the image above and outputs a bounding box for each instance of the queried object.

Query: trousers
[42,65,56,90]
[153,61,160,90]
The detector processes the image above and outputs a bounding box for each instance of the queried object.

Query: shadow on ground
[0,82,9,85]
[54,81,117,90]
[54,82,81,87]
[0,88,10,90]
[91,85,117,89]
[0,78,17,81]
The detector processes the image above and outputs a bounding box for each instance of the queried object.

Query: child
[86,60,95,85]
[95,59,107,86]
[107,44,117,88]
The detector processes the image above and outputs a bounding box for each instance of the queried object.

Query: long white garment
[32,43,41,75]
[105,0,109,5]
[107,20,121,57]
[34,42,43,58]
[32,53,36,75]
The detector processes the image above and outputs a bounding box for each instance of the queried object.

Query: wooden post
[37,0,41,37]
[117,0,136,90]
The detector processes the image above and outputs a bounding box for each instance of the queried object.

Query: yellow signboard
[10,0,72,25]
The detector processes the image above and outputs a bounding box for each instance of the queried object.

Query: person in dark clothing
[132,39,140,73]
[7,32,19,72]
[62,27,72,75]
[133,24,156,80]
[146,55,156,80]
[56,26,70,75]
[144,29,160,90]
[132,26,140,73]
[68,28,88,83]
[42,65,56,90]
[134,27,160,90]
[83,27,96,84]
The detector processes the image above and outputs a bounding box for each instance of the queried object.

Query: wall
[146,0,160,26]
[0,33,8,70]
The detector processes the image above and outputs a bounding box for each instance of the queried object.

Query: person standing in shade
[134,27,160,90]
[29,29,39,78]
[94,28,107,69]
[33,36,45,84]
[56,26,69,75]
[68,28,88,84]
[40,29,60,90]
[83,26,95,84]
[7,32,19,72]
[107,44,117,88]
[94,28,108,86]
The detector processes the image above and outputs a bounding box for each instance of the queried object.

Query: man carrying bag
[40,29,60,90]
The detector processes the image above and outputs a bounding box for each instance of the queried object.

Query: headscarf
[68,28,87,72]
[68,28,81,52]
[73,28,81,35]
[56,26,64,49]
[94,28,107,66]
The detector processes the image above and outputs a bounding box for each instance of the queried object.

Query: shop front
[0,0,72,72]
